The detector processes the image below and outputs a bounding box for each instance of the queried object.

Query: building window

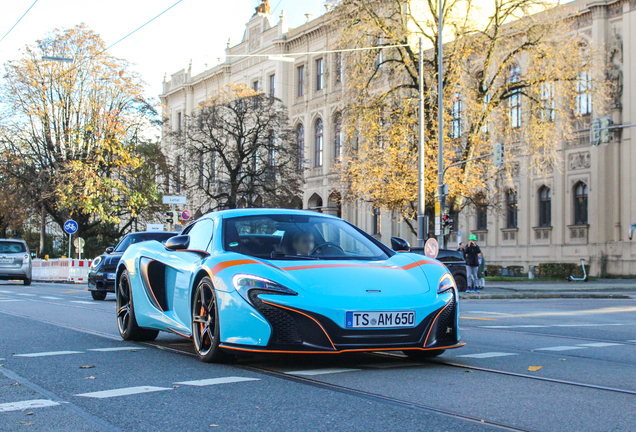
[334,52,342,83]
[372,207,381,235]
[333,112,342,162]
[540,83,555,122]
[451,92,462,138]
[269,74,275,98]
[297,65,304,97]
[574,182,588,225]
[296,124,304,171]
[482,93,491,133]
[175,155,182,193]
[314,118,323,167]
[506,189,518,229]
[177,112,182,133]
[252,80,259,92]
[476,195,488,231]
[507,65,521,128]
[576,70,591,115]
[315,58,324,91]
[198,153,205,188]
[538,186,551,227]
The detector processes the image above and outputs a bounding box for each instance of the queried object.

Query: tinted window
[186,220,214,252]
[114,233,176,252]
[0,241,26,253]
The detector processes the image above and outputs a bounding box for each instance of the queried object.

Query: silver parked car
[0,239,33,285]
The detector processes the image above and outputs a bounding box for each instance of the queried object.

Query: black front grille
[434,295,457,345]
[249,290,302,345]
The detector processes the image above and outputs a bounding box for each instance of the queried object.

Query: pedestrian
[476,254,486,292]
[457,242,465,253]
[464,235,482,293]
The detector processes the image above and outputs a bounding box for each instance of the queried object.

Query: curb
[459,293,634,300]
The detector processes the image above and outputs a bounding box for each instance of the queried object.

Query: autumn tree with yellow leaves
[0,24,164,256]
[329,0,609,235]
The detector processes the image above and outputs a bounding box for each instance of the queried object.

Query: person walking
[464,235,482,293]
[476,254,486,292]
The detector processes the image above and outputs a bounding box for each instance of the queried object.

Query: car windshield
[114,233,175,252]
[223,214,390,261]
[0,241,26,254]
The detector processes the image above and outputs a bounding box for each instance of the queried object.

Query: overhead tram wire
[0,0,40,45]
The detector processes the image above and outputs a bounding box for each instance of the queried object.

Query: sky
[0,0,326,100]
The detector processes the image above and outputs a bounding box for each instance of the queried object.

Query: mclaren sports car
[115,209,465,362]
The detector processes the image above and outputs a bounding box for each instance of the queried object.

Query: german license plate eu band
[346,311,415,328]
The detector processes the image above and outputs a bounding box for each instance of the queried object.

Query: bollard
[529,265,535,280]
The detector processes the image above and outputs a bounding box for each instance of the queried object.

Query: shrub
[486,265,502,277]
[537,262,591,279]
[506,265,525,277]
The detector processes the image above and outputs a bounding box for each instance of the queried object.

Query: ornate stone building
[160,0,636,276]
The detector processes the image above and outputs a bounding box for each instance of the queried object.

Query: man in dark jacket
[464,235,482,292]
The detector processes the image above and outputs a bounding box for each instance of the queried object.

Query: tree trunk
[39,206,46,258]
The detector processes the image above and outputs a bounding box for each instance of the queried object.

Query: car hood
[98,253,124,269]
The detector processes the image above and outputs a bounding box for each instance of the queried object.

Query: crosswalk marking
[577,342,623,348]
[75,386,171,399]
[458,352,519,359]
[41,296,63,300]
[15,351,83,357]
[175,377,260,386]
[0,399,59,412]
[285,368,360,376]
[15,293,36,297]
[0,299,22,302]
[70,301,96,305]
[88,347,147,352]
[535,346,587,352]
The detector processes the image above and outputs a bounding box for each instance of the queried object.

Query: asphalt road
[1,281,635,432]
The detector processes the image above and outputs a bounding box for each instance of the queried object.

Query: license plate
[106,273,116,280]
[0,258,13,264]
[346,311,415,328]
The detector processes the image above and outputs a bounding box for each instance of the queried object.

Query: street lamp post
[417,38,426,247]
[436,0,445,250]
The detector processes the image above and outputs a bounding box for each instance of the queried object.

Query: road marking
[15,350,83,357]
[364,362,423,369]
[457,352,519,359]
[61,290,84,293]
[15,293,36,296]
[70,301,96,305]
[0,299,22,302]
[629,340,636,343]
[285,368,361,376]
[0,290,14,294]
[481,323,636,329]
[577,342,623,348]
[460,317,498,321]
[464,311,510,315]
[535,346,587,352]
[0,399,59,412]
[75,386,171,399]
[87,347,147,352]
[41,296,63,300]
[175,377,260,386]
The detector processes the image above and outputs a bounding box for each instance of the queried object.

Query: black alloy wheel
[192,277,229,363]
[116,270,158,341]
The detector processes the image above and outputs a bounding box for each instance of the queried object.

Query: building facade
[160,0,636,276]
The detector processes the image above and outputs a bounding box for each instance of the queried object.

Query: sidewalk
[459,278,636,300]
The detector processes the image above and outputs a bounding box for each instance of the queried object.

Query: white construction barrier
[32,259,92,283]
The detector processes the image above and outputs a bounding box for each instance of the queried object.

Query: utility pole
[417,37,426,247]
[437,0,445,250]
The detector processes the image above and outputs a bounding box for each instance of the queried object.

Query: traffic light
[165,211,174,224]
[601,116,613,144]
[590,118,601,146]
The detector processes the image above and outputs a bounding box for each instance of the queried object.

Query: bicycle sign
[64,220,78,235]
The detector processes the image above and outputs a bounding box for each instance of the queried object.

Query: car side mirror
[165,235,190,251]
[390,237,411,252]
[30,252,36,259]
[105,247,114,254]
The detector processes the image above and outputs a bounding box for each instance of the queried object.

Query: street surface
[1,281,635,431]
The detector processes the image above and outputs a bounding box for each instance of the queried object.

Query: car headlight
[91,256,102,269]
[438,273,456,294]
[232,274,297,305]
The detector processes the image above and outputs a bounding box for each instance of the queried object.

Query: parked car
[0,239,33,285]
[409,247,467,292]
[88,231,176,300]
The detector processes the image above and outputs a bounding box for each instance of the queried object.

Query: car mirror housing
[390,237,411,252]
[165,235,190,251]
[105,247,114,254]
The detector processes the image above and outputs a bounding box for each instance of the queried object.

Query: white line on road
[364,362,423,369]
[14,351,83,357]
[482,325,549,328]
[0,290,14,294]
[87,347,147,352]
[70,301,96,305]
[41,296,63,300]
[535,346,587,352]
[285,368,361,376]
[15,293,36,296]
[75,386,171,399]
[458,352,519,359]
[0,299,23,302]
[175,377,260,386]
[482,323,635,329]
[577,342,623,348]
[0,399,60,412]
[464,311,511,315]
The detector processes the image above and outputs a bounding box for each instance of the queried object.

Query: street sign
[424,238,439,259]
[63,220,78,235]
[181,210,191,220]
[73,237,85,249]
[146,224,164,232]
[493,143,503,169]
[162,195,187,205]
[590,118,601,146]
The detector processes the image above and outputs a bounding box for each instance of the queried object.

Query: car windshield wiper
[269,251,319,260]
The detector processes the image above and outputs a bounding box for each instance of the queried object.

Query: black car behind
[88,231,176,300]
[411,248,468,292]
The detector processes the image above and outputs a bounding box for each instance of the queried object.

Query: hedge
[537,262,590,279]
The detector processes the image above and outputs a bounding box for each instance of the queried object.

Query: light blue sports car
[115,209,464,362]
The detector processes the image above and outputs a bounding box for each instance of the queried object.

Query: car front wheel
[91,291,107,301]
[117,270,158,342]
[192,277,229,363]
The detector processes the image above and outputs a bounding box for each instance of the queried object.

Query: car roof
[124,231,177,236]
[200,208,339,220]
[0,239,27,243]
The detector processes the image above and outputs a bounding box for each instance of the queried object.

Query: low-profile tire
[403,349,446,361]
[91,290,107,301]
[23,278,31,286]
[192,277,230,363]
[454,274,467,292]
[116,270,159,342]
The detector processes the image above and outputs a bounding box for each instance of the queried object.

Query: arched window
[574,182,588,225]
[538,186,551,227]
[296,124,304,171]
[507,64,521,128]
[314,118,323,167]
[475,193,487,231]
[308,193,323,213]
[333,112,342,162]
[506,189,518,229]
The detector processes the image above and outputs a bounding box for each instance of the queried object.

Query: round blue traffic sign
[64,220,78,235]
